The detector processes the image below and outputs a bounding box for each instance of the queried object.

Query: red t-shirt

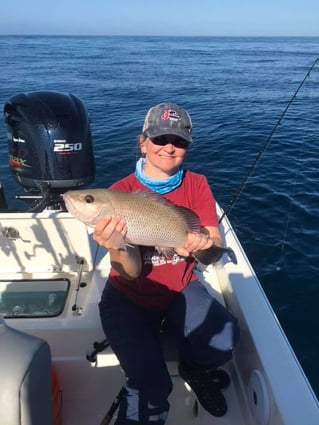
[108,170,218,311]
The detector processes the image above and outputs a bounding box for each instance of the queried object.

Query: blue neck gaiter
[134,157,184,194]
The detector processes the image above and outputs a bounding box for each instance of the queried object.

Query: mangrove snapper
[63,189,236,265]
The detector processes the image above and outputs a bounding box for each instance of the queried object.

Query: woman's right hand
[93,216,127,250]
[94,216,142,279]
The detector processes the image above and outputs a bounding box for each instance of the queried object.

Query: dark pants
[99,280,239,425]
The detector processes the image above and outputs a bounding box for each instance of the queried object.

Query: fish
[63,189,237,265]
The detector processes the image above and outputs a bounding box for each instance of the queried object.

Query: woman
[94,103,239,424]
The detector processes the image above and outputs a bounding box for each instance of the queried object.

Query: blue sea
[0,35,318,396]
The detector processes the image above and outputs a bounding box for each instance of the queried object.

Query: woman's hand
[175,232,213,257]
[93,216,127,250]
[93,216,141,279]
[175,226,222,258]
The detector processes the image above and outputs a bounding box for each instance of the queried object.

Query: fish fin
[193,246,237,265]
[133,190,167,202]
[125,242,136,248]
[107,230,127,251]
[155,246,176,257]
[176,206,201,233]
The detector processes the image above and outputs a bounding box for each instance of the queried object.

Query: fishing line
[278,100,313,262]
[219,57,319,224]
[279,131,306,257]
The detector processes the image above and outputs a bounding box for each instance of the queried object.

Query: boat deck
[0,210,318,425]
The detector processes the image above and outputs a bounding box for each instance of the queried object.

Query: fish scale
[104,191,190,247]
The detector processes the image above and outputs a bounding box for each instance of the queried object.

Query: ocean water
[0,35,318,396]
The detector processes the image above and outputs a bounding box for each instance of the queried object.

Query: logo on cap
[161,109,181,122]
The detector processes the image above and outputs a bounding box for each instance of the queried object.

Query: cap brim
[145,127,192,143]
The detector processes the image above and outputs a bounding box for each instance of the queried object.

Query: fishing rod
[219,56,319,224]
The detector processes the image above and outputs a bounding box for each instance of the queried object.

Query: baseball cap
[142,103,193,143]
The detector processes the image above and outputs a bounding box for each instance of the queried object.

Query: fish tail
[193,245,237,265]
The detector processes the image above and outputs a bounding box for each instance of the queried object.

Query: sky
[0,0,318,37]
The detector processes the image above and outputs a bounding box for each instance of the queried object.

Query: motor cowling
[4,91,95,192]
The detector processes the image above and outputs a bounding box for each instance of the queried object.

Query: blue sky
[1,0,318,36]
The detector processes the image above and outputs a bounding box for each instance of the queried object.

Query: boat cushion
[0,317,53,425]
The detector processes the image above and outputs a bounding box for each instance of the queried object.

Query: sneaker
[178,362,230,417]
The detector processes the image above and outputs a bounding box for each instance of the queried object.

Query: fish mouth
[63,194,76,215]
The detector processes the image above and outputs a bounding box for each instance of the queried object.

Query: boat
[0,91,318,425]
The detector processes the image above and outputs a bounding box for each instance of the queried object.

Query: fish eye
[84,195,94,204]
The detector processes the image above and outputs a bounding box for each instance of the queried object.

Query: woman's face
[140,135,189,178]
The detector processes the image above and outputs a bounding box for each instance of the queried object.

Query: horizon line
[1,34,319,38]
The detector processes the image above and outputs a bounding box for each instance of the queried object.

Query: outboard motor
[3,91,95,210]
